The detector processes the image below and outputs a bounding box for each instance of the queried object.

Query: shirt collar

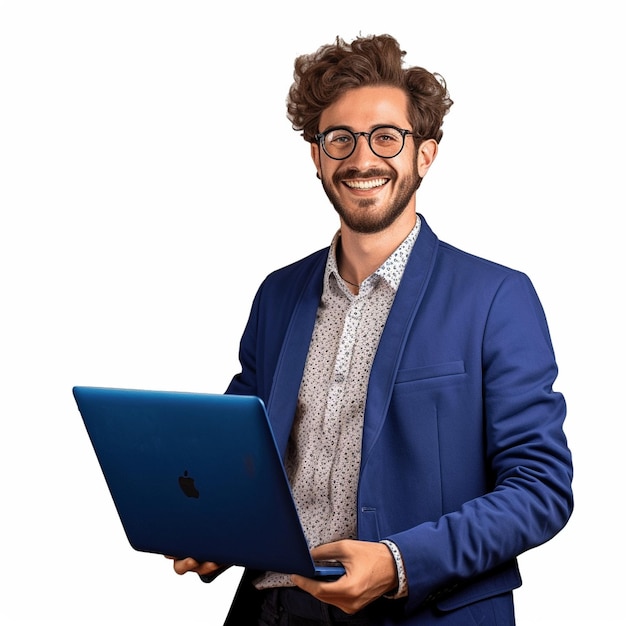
[325,214,421,294]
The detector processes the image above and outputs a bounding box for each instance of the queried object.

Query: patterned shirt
[255,216,421,596]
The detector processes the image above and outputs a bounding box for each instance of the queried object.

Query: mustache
[332,168,396,185]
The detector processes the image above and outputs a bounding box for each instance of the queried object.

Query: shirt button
[334,373,345,383]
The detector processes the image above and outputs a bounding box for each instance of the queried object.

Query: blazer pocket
[395,360,466,384]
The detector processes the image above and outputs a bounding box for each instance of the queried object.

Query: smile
[343,178,388,190]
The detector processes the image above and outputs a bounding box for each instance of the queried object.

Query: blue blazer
[224,216,573,624]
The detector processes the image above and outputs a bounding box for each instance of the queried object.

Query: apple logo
[178,470,200,498]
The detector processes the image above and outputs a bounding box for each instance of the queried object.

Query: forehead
[319,85,410,131]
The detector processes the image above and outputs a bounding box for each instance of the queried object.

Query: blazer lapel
[266,255,326,455]
[361,216,439,462]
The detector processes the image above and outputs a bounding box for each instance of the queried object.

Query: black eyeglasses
[314,125,416,160]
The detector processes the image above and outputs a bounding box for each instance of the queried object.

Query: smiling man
[170,34,573,626]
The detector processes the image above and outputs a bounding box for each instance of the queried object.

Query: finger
[195,561,224,577]
[291,574,356,614]
[172,557,202,575]
[290,574,322,595]
[198,563,231,582]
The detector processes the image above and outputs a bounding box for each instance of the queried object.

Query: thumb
[310,539,348,562]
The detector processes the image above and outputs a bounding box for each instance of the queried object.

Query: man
[170,34,573,625]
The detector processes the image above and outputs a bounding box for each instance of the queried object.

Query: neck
[337,211,417,285]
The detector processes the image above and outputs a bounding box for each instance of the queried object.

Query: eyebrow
[319,123,408,134]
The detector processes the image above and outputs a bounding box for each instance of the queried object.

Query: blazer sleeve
[225,284,262,398]
[389,271,573,611]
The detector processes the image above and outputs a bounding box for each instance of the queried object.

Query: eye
[371,127,402,146]
[326,129,355,147]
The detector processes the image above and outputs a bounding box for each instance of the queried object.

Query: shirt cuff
[380,539,408,599]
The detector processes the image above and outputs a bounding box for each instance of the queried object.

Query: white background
[1,1,623,624]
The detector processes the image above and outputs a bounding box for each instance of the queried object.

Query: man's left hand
[291,539,398,614]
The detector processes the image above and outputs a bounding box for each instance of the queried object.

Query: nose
[349,133,378,165]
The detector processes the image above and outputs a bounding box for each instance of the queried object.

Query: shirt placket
[319,295,365,464]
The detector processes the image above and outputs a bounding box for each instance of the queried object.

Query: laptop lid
[72,386,344,579]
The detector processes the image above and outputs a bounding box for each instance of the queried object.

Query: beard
[320,164,422,234]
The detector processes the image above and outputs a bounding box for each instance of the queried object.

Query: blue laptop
[72,386,344,579]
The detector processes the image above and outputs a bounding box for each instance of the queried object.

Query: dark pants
[258,588,376,626]
[225,575,516,626]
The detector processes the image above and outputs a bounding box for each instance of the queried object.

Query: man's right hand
[165,556,228,582]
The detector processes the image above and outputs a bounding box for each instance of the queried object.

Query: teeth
[344,178,387,190]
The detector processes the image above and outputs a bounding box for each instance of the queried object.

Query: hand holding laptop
[291,539,398,614]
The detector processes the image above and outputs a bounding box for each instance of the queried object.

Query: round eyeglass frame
[314,125,417,160]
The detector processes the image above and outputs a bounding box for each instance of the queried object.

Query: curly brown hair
[287,34,453,144]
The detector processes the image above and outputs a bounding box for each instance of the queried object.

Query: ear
[417,139,438,178]
[311,142,322,178]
